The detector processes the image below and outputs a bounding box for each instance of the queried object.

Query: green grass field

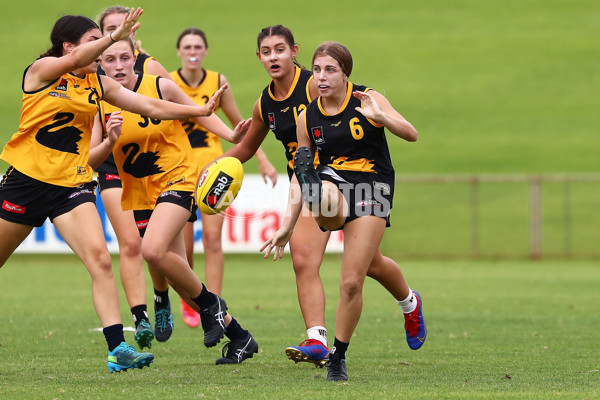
[0,254,598,399]
[0,2,598,398]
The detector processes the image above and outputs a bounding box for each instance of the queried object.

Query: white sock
[397,289,417,314]
[307,326,327,348]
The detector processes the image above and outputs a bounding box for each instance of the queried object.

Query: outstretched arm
[159,78,248,143]
[26,8,143,90]
[259,111,309,259]
[222,100,270,164]
[101,75,226,120]
[218,75,277,185]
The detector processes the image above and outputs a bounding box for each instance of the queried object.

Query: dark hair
[38,15,99,59]
[176,28,208,49]
[312,41,353,77]
[257,25,294,50]
[257,25,304,69]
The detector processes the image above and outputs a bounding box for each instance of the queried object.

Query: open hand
[200,83,228,116]
[111,8,143,42]
[231,118,251,143]
[260,228,293,261]
[353,90,383,124]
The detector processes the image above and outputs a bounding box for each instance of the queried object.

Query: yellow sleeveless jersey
[1,69,103,187]
[101,74,198,211]
[169,69,223,164]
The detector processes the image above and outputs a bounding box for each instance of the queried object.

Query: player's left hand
[353,90,384,124]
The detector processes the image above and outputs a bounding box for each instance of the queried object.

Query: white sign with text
[15,175,344,254]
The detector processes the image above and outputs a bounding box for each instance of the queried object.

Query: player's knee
[291,254,320,276]
[86,248,113,277]
[140,240,164,266]
[202,231,223,253]
[119,236,142,259]
[339,276,363,298]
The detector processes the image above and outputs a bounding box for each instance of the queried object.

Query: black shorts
[319,167,393,231]
[97,170,122,191]
[132,190,197,237]
[0,167,97,227]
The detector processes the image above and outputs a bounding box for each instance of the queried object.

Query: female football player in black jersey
[261,41,426,381]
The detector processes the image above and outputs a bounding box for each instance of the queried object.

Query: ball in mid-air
[196,156,244,215]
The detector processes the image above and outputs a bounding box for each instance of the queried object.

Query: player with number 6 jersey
[262,41,425,382]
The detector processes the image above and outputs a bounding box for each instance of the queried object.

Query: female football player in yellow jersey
[222,26,426,374]
[94,4,176,347]
[171,27,278,328]
[93,38,258,364]
[97,5,171,78]
[262,41,425,381]
[0,9,225,372]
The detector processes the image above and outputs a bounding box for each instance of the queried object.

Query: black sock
[103,324,125,352]
[330,337,349,361]
[191,283,216,309]
[154,288,170,310]
[224,317,248,341]
[131,304,148,328]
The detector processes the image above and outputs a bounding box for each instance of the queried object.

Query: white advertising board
[14,174,344,254]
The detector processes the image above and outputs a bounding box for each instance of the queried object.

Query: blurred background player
[171,27,277,328]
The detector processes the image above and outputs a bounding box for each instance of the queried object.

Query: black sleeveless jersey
[303,82,394,186]
[258,67,313,177]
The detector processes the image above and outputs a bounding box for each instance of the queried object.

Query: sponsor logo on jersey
[105,174,120,180]
[268,113,276,130]
[280,107,289,113]
[203,171,233,208]
[331,121,341,127]
[311,126,325,145]
[56,78,68,91]
[77,166,87,175]
[48,92,70,100]
[2,200,25,214]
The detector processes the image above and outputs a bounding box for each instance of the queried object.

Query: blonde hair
[96,5,147,55]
